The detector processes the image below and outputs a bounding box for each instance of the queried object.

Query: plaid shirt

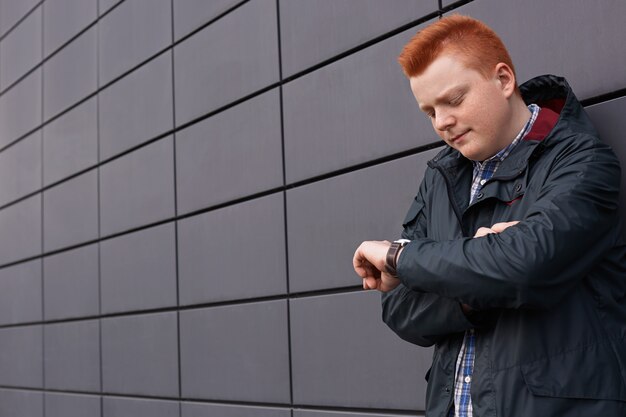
[450,104,540,417]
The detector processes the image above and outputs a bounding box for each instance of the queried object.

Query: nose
[434,110,455,132]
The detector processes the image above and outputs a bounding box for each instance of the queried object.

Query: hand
[474,221,519,238]
[362,270,401,292]
[353,240,402,293]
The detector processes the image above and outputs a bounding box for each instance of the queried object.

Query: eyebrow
[419,85,468,112]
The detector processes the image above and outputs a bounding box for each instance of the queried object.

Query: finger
[491,221,520,233]
[474,227,496,238]
[364,276,378,290]
[353,262,368,278]
[352,246,365,271]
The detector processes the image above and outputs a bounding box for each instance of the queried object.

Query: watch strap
[385,239,410,276]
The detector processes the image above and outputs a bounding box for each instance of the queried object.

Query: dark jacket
[382,75,626,417]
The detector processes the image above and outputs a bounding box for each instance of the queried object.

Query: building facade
[0,0,624,416]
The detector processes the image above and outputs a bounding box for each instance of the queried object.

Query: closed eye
[449,95,464,106]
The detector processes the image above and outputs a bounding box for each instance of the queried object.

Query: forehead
[409,54,483,105]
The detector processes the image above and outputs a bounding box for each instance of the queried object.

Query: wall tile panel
[0,0,38,37]
[0,130,41,206]
[44,320,100,391]
[178,193,286,305]
[43,170,98,251]
[98,0,171,85]
[283,24,438,183]
[43,96,97,186]
[102,312,179,396]
[43,26,97,121]
[43,244,99,320]
[182,403,291,417]
[100,222,177,314]
[174,0,279,126]
[100,137,175,236]
[43,0,97,57]
[0,6,41,90]
[0,194,41,265]
[99,51,173,160]
[176,88,282,214]
[0,325,43,388]
[0,68,41,148]
[180,300,290,403]
[280,0,437,77]
[103,397,180,417]
[291,291,429,409]
[0,260,42,325]
[173,0,242,41]
[0,389,43,417]
[44,393,101,417]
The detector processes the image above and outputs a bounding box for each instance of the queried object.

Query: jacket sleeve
[381,175,481,347]
[396,136,621,310]
[381,284,477,347]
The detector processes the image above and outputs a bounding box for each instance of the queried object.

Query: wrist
[384,239,410,277]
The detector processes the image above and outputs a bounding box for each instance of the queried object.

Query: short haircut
[398,15,517,81]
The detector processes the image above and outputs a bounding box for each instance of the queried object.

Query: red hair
[398,15,517,82]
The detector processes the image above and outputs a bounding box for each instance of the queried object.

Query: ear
[494,63,516,98]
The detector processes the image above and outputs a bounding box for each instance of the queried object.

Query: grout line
[0,285,368,330]
[0,386,425,415]
[274,0,295,407]
[39,10,46,412]
[170,0,183,403]
[439,0,474,14]
[580,87,626,107]
[95,2,105,410]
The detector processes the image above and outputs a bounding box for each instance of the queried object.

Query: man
[353,15,626,417]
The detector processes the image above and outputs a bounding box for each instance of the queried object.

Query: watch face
[394,239,411,246]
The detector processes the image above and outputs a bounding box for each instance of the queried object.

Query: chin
[459,150,485,162]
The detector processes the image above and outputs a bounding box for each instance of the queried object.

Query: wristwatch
[385,239,411,277]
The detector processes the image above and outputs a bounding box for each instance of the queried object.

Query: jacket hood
[519,74,599,139]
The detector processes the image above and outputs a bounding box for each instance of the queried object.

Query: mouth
[449,131,469,143]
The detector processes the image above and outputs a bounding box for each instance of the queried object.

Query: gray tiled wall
[0,1,623,416]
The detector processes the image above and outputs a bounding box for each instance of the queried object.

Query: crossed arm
[353,221,519,293]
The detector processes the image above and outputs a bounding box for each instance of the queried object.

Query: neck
[508,96,532,139]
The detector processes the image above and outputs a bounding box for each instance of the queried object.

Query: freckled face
[409,54,515,161]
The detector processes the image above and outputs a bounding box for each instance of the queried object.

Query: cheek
[467,98,499,133]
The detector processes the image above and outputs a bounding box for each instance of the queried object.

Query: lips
[449,131,469,143]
